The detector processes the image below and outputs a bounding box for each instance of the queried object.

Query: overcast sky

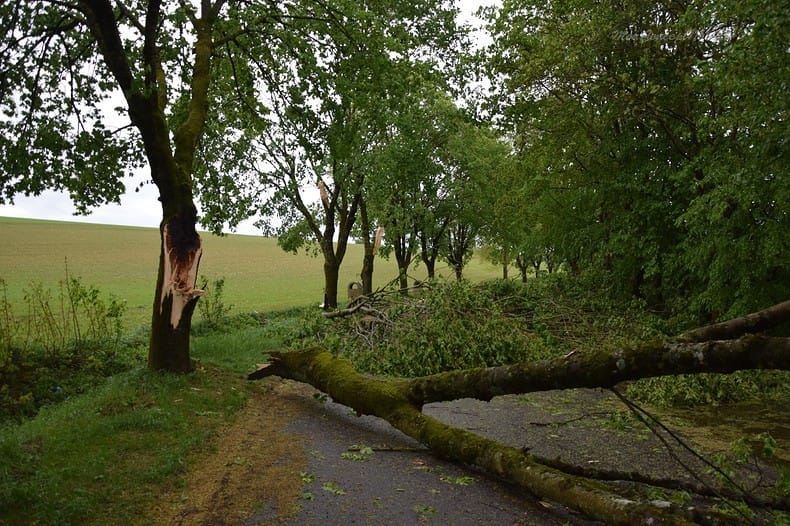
[0,1,497,236]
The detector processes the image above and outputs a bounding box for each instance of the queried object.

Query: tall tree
[354,67,459,294]
[1,1,228,372]
[440,121,510,281]
[196,1,460,309]
[368,86,447,291]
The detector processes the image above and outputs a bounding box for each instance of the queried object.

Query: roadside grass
[0,302,306,525]
[189,309,313,374]
[191,324,274,374]
[0,366,249,526]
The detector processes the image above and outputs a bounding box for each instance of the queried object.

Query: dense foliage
[301,277,663,377]
[483,0,789,319]
[290,276,789,407]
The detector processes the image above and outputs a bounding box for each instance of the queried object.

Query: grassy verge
[190,308,310,375]
[0,306,297,525]
[0,366,248,525]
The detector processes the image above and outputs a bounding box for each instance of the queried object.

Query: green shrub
[0,277,145,421]
[626,370,790,407]
[196,275,233,329]
[316,280,575,377]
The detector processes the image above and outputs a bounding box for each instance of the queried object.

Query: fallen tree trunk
[679,299,790,342]
[249,303,790,523]
[405,334,789,406]
[252,335,789,408]
[251,347,695,524]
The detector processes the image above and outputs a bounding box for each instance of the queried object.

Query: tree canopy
[0,0,463,366]
[483,0,789,318]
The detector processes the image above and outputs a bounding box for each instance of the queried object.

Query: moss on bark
[251,349,699,524]
[249,303,789,522]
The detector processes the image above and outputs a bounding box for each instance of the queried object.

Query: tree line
[482,0,788,319]
[1,0,787,371]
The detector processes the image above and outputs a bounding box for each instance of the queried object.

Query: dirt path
[149,380,308,525]
[149,379,787,525]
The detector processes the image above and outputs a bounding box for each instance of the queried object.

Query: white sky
[0,1,497,236]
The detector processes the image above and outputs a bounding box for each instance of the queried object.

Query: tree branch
[114,1,144,34]
[171,7,215,176]
[680,300,790,342]
[78,0,135,92]
[406,335,789,405]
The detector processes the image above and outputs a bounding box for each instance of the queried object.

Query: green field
[0,216,502,327]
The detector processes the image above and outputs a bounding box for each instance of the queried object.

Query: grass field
[0,216,502,327]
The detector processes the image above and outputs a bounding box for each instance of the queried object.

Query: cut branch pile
[249,301,790,524]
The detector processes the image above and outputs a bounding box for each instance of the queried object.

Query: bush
[303,275,789,407]
[315,279,609,377]
[196,275,233,329]
[626,370,790,407]
[0,277,145,421]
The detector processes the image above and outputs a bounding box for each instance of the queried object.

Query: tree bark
[515,254,529,282]
[445,222,471,282]
[249,303,790,523]
[80,1,219,372]
[149,208,203,372]
[420,250,438,280]
[393,231,413,294]
[314,169,360,310]
[360,253,375,297]
[358,201,375,296]
[322,252,340,310]
[680,299,790,342]
[418,220,446,280]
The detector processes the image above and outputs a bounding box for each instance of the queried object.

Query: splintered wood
[161,222,204,328]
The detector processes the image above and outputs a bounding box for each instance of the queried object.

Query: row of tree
[1,1,786,371]
[191,11,512,308]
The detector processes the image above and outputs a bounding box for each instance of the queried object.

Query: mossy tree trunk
[250,303,790,523]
